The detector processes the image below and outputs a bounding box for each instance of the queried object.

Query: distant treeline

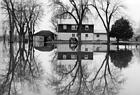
[0,36,3,41]
[1,35,29,42]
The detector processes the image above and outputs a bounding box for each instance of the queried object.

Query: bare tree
[0,41,43,95]
[1,0,15,42]
[89,0,124,44]
[1,0,43,42]
[50,0,91,43]
[49,51,124,95]
[50,16,58,32]
[50,2,92,88]
[22,0,43,41]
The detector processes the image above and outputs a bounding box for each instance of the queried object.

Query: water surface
[0,41,140,95]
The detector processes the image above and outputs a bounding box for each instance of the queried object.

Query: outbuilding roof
[34,45,56,51]
[34,30,57,36]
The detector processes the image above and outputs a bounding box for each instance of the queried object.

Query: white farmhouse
[56,14,114,41]
[57,24,94,41]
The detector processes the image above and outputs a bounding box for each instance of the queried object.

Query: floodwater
[0,41,140,95]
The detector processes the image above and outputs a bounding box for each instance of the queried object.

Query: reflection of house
[57,24,94,41]
[94,44,117,52]
[57,44,93,65]
[58,52,93,60]
[33,30,57,42]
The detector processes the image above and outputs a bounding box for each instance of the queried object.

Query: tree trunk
[77,24,82,45]
[117,39,119,50]
[9,30,14,43]
[125,45,127,50]
[107,29,110,53]
[9,17,15,43]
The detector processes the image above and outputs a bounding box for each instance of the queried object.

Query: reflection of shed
[33,30,57,42]
[34,43,56,52]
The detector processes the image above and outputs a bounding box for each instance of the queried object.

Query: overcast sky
[0,0,140,34]
[123,0,140,30]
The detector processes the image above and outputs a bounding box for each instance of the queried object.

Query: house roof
[34,30,57,36]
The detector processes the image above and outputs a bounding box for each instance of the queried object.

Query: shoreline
[45,40,140,45]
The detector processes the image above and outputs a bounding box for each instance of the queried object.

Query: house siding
[81,33,94,40]
[93,34,107,41]
[81,44,94,52]
[57,33,77,40]
[57,44,94,52]
[57,44,77,52]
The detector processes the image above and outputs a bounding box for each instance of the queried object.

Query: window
[85,34,88,37]
[72,34,75,37]
[97,34,100,37]
[67,14,72,19]
[71,54,76,59]
[84,55,88,59]
[63,25,67,30]
[76,33,79,37]
[63,54,67,59]
[96,47,100,51]
[61,14,68,19]
[85,25,89,31]
[68,65,72,69]
[63,14,67,19]
[85,48,88,51]
[71,25,77,30]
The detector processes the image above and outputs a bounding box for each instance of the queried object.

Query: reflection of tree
[110,49,133,69]
[86,51,125,95]
[49,44,125,95]
[133,48,140,62]
[69,43,78,51]
[0,42,43,95]
[50,61,90,95]
[50,44,89,95]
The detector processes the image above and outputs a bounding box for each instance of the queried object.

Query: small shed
[33,30,57,42]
